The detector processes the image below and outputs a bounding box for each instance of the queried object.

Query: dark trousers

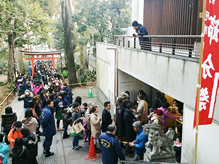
[125,144,133,155]
[57,120,63,128]
[73,135,79,147]
[63,125,68,137]
[139,40,151,51]
[87,130,91,143]
[43,136,53,151]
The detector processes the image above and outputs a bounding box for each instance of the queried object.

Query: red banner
[194,0,219,127]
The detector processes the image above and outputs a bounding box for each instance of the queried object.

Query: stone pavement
[7,86,104,164]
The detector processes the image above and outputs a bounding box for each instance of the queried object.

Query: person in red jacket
[7,121,23,148]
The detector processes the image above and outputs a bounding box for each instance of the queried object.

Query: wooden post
[31,55,34,77]
[194,0,206,164]
[52,54,55,70]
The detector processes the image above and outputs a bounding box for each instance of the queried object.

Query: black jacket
[12,146,30,164]
[101,109,112,132]
[23,133,38,161]
[135,24,149,42]
[116,107,125,137]
[1,113,17,132]
[124,109,136,142]
[18,96,32,108]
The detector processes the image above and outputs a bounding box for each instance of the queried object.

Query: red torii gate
[21,50,61,76]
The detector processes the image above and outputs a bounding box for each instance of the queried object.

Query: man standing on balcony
[132,20,151,51]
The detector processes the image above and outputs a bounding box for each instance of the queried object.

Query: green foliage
[73,0,131,43]
[0,81,5,86]
[7,83,16,91]
[62,70,68,78]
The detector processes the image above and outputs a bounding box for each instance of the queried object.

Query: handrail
[114,35,201,38]
[0,87,16,106]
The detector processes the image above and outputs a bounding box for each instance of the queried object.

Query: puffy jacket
[71,109,80,123]
[8,128,23,148]
[0,142,10,164]
[134,128,148,155]
[23,133,38,160]
[99,133,125,164]
[115,107,125,137]
[12,146,30,164]
[22,117,38,134]
[40,106,56,137]
[1,113,17,132]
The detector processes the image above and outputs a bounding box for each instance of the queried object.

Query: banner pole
[194,0,206,164]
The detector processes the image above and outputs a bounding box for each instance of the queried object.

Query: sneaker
[57,127,60,131]
[83,139,88,142]
[45,151,54,157]
[76,145,82,148]
[72,146,79,150]
[43,149,46,155]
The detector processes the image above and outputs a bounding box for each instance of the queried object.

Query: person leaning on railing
[132,20,151,51]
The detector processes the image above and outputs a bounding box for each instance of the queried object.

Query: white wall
[182,104,219,164]
[117,46,199,109]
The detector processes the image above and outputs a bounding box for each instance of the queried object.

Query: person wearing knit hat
[129,121,148,161]
[132,20,151,51]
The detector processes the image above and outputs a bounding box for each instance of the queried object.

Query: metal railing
[114,35,201,58]
[0,87,17,109]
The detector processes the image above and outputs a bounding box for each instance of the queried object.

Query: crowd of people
[0,60,183,164]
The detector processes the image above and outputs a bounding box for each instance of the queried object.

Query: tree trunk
[61,0,77,88]
[7,33,15,83]
[18,47,24,74]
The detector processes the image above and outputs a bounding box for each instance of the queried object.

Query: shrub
[62,70,68,78]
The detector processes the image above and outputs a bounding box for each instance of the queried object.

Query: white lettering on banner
[209,0,216,5]
[202,53,215,79]
[199,87,209,111]
[209,73,219,118]
[208,15,219,45]
[205,11,210,21]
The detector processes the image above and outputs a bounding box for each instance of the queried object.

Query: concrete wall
[96,43,116,110]
[96,42,219,164]
[182,105,219,164]
[117,46,199,109]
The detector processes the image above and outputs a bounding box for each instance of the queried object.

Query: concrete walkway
[7,86,103,164]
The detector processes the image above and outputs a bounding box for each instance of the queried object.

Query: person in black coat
[1,106,17,144]
[101,101,112,133]
[21,128,38,164]
[116,101,127,141]
[12,137,30,164]
[124,102,137,157]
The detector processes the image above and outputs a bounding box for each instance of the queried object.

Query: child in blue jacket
[0,133,10,164]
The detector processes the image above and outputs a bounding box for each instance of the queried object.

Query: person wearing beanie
[99,125,125,164]
[132,20,151,51]
[129,121,148,161]
[18,90,33,113]
[1,106,17,144]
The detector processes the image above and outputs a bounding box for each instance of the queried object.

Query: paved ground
[7,86,104,164]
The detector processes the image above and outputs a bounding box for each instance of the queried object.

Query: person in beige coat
[22,110,38,134]
[136,95,148,125]
[90,106,101,153]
